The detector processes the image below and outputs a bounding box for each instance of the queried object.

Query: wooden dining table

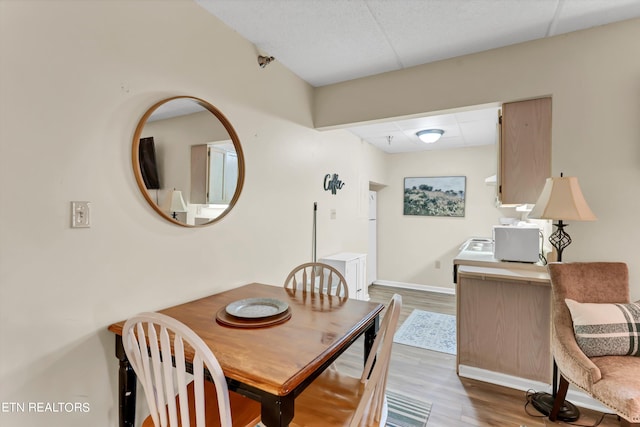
[107,282,383,427]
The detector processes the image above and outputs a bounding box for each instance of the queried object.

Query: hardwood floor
[334,285,622,427]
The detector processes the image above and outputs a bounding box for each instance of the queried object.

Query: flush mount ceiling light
[416,129,444,143]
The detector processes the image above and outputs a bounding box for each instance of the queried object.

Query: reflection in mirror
[132,96,244,226]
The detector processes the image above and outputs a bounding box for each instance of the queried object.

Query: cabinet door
[499,97,551,205]
[343,260,358,299]
[358,255,368,300]
[457,273,551,383]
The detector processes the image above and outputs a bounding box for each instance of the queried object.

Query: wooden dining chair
[122,312,261,427]
[284,262,349,297]
[289,294,403,427]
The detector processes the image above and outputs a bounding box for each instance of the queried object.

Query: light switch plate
[71,201,91,228]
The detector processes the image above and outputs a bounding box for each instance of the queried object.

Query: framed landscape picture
[404,176,466,217]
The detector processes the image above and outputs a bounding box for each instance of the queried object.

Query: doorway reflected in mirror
[131,96,245,227]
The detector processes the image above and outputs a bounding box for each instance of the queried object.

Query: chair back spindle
[284,262,349,297]
[123,312,234,427]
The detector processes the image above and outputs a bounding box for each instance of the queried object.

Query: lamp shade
[528,176,596,221]
[162,189,187,213]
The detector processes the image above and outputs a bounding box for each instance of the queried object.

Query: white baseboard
[458,365,612,414]
[458,365,548,393]
[372,280,455,295]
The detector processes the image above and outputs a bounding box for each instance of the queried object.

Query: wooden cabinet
[319,253,368,300]
[456,266,552,385]
[499,97,552,205]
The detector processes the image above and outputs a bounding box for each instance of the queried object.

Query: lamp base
[530,392,580,422]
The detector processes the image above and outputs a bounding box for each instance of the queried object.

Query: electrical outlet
[435,260,441,269]
[71,201,91,228]
[330,209,336,219]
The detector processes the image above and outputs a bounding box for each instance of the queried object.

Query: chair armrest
[552,322,601,391]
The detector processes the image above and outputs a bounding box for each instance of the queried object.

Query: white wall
[316,19,640,298]
[0,2,385,426]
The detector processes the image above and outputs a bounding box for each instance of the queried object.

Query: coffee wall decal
[324,173,345,195]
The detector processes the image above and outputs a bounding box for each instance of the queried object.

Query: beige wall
[318,19,640,297]
[378,144,503,288]
[1,1,639,426]
[0,2,385,426]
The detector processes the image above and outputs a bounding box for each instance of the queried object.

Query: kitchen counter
[454,238,552,391]
[457,265,550,285]
[453,238,548,283]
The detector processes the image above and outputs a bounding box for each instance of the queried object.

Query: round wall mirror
[132,96,245,226]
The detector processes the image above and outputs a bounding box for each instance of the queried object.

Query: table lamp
[527,173,596,421]
[162,189,187,219]
[528,173,597,262]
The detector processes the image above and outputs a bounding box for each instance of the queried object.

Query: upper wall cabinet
[498,97,551,205]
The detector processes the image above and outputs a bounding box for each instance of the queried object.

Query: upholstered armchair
[548,262,640,426]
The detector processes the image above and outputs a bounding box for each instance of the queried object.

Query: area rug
[386,389,432,427]
[393,309,456,355]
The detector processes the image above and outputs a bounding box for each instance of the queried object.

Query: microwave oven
[493,225,540,263]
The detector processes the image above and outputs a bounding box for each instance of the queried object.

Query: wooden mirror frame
[132,96,245,227]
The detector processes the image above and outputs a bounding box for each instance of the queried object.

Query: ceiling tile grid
[196,0,640,88]
[194,0,640,153]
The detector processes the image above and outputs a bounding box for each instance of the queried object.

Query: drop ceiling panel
[367,0,557,68]
[196,0,640,87]
[197,0,402,85]
[348,105,500,154]
[194,0,640,153]
[552,0,640,35]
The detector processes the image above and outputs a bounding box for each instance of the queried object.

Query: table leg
[115,335,137,427]
[260,393,295,427]
[363,315,379,364]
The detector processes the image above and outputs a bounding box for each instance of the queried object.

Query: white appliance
[493,225,540,263]
[319,252,368,300]
[368,191,377,285]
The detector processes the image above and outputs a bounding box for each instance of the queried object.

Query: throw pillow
[565,299,640,357]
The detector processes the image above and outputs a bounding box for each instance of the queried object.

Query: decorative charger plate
[216,307,291,328]
[225,298,289,319]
